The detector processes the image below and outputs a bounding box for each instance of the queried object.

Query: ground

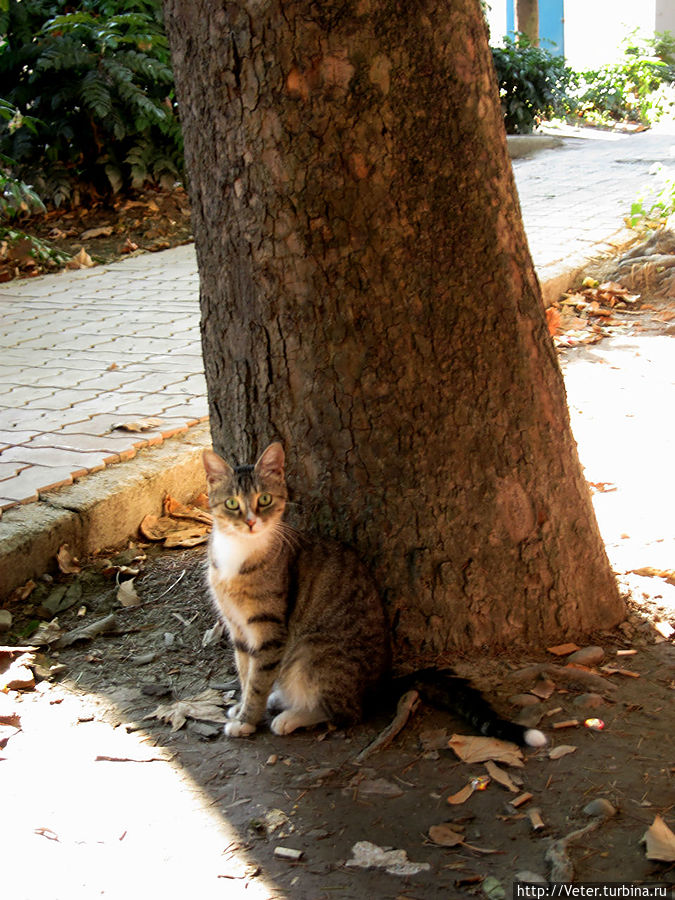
[1,241,674,898]
[1,186,193,282]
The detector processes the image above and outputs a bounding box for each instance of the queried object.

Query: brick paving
[0,126,674,513]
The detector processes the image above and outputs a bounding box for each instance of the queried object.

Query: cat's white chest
[209,528,255,581]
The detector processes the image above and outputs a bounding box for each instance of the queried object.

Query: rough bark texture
[515,0,539,46]
[163,0,623,661]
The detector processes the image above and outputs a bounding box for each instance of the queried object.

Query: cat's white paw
[224,720,256,737]
[271,710,301,735]
[227,703,243,720]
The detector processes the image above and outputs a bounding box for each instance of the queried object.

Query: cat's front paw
[270,710,303,735]
[227,702,243,720]
[224,720,256,737]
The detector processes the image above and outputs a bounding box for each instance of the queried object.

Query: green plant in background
[0,0,183,206]
[0,97,72,269]
[0,99,44,219]
[491,35,575,134]
[629,167,675,228]
[573,30,675,127]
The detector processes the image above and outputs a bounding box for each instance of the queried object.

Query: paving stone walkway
[1,126,674,514]
[0,246,206,510]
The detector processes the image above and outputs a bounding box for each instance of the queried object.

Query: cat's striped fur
[203,443,546,748]
[204,442,389,737]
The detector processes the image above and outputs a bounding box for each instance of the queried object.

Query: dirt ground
[1,186,193,281]
[1,246,675,898]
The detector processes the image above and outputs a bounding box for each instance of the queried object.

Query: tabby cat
[203,443,546,747]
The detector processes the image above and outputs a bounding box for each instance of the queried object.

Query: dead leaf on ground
[10,580,36,602]
[448,734,524,768]
[547,643,580,656]
[140,495,212,549]
[81,225,113,240]
[428,823,465,847]
[66,246,94,269]
[117,579,140,608]
[144,688,228,732]
[447,782,476,805]
[114,417,163,433]
[31,618,64,646]
[484,760,519,792]
[546,307,561,336]
[163,495,213,526]
[628,567,675,587]
[163,526,210,548]
[642,815,675,862]
[548,745,577,760]
[56,544,81,575]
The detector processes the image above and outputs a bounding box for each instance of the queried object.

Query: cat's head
[202,442,287,538]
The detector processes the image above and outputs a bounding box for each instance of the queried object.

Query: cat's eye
[224,497,240,511]
[258,493,273,508]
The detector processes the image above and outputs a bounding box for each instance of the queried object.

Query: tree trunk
[515,0,539,45]
[163,0,623,661]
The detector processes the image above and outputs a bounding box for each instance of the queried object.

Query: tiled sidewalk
[1,126,674,516]
[0,245,207,511]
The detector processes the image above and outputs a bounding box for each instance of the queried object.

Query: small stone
[0,610,12,632]
[514,872,547,884]
[583,798,616,818]
[509,693,541,707]
[567,646,605,666]
[572,693,605,710]
[190,721,221,739]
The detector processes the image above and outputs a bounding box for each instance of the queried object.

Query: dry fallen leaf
[56,544,81,575]
[546,307,561,336]
[66,247,94,269]
[484,759,519,792]
[447,783,475,805]
[642,815,675,862]
[114,417,163,433]
[548,745,577,760]
[428,823,465,847]
[164,495,213,525]
[163,526,210,548]
[448,734,524,768]
[80,225,114,240]
[547,643,580,656]
[145,688,229,732]
[11,579,36,602]
[628,567,675,587]
[117,579,140,608]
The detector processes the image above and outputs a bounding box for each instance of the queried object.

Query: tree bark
[163,0,623,661]
[515,0,539,46]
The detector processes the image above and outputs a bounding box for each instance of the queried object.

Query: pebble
[515,871,547,884]
[572,693,605,710]
[567,646,605,666]
[0,610,12,632]
[583,798,616,818]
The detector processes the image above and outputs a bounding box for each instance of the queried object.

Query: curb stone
[0,422,211,600]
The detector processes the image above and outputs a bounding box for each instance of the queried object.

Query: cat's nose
[245,515,256,530]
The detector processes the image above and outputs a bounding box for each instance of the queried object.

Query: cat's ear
[254,442,285,479]
[202,449,233,485]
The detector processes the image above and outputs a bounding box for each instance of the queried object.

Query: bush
[0,0,183,205]
[573,31,675,126]
[491,35,575,134]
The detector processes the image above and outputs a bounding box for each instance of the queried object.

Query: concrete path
[1,126,674,592]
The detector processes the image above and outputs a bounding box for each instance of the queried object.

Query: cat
[203,442,546,748]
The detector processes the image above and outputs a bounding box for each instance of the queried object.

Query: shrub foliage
[0,0,183,205]
[491,36,574,134]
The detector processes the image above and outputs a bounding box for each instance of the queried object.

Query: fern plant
[0,1,183,204]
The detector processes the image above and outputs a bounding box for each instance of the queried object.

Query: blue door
[507,0,565,56]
